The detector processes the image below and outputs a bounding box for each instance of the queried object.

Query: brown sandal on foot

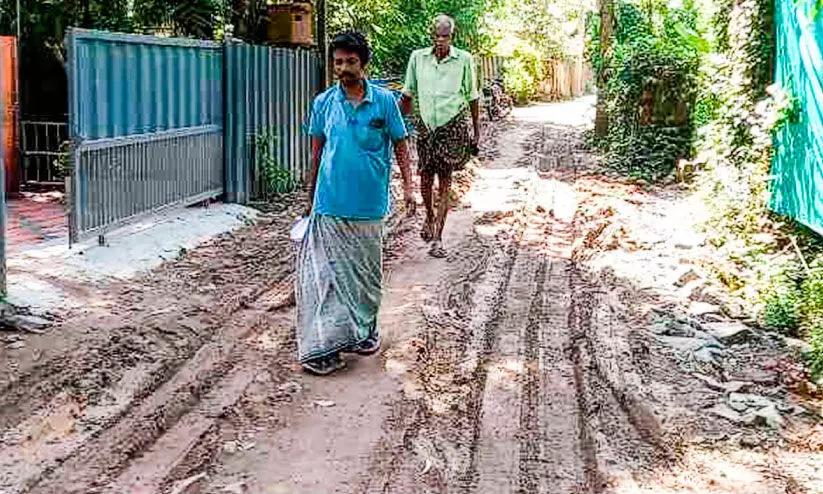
[302,354,347,376]
[429,241,447,258]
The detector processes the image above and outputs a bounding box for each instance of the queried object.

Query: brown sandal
[302,354,347,376]
[429,241,447,258]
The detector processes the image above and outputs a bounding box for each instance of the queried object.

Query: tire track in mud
[516,257,547,494]
[566,286,607,494]
[23,286,295,494]
[0,205,306,494]
[358,105,674,493]
[462,116,667,492]
[470,238,542,493]
[457,229,523,491]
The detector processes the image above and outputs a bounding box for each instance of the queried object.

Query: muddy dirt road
[1,98,821,494]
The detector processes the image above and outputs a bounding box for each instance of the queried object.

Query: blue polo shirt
[308,81,408,219]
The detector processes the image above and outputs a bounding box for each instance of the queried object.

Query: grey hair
[432,14,455,34]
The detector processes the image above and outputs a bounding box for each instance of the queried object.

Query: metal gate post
[0,41,6,296]
[66,29,79,247]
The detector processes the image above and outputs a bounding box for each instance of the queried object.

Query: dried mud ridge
[0,197,307,493]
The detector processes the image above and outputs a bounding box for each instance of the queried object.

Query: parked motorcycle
[482,78,513,121]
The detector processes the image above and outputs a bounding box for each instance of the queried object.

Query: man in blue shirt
[297,31,415,375]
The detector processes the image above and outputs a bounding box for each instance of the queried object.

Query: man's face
[433,24,452,57]
[333,49,364,85]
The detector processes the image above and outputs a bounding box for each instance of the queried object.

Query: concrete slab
[4,202,259,315]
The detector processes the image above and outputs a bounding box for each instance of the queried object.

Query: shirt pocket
[356,121,385,152]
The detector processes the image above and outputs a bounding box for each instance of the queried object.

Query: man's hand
[470,100,481,156]
[401,94,414,116]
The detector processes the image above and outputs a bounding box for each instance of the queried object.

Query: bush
[502,42,544,105]
[761,264,802,333]
[801,258,823,377]
[605,124,692,181]
[810,323,823,378]
[800,259,823,332]
[589,0,703,181]
[503,59,536,104]
[252,128,293,199]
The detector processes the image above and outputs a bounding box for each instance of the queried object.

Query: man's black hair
[330,30,371,65]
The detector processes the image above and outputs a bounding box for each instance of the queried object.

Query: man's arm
[387,90,416,216]
[466,54,482,149]
[306,94,326,215]
[470,99,480,144]
[401,52,417,116]
[394,139,416,216]
[307,136,324,214]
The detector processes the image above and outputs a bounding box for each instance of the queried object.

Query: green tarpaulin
[770,0,823,235]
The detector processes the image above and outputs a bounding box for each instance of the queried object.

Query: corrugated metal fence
[67,29,224,243]
[224,43,320,203]
[66,29,322,242]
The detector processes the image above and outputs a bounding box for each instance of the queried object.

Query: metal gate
[66,29,224,243]
[20,120,68,184]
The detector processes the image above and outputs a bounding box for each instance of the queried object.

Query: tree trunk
[595,0,613,137]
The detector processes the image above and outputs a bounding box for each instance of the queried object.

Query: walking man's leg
[421,170,436,241]
[430,170,452,258]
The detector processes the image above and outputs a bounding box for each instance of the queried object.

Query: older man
[402,14,481,258]
[299,31,415,375]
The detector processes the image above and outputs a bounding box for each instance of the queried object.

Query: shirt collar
[429,46,457,61]
[336,79,373,103]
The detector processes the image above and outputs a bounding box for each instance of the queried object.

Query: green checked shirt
[403,46,480,130]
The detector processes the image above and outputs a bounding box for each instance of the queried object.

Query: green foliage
[605,124,691,180]
[588,0,704,180]
[328,0,589,82]
[502,42,544,104]
[801,259,823,376]
[132,0,221,38]
[253,128,293,199]
[761,263,802,332]
[688,0,823,377]
[54,140,72,180]
[491,0,590,60]
[0,0,221,44]
[328,0,500,76]
[503,59,537,105]
[800,259,823,330]
[691,0,775,245]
